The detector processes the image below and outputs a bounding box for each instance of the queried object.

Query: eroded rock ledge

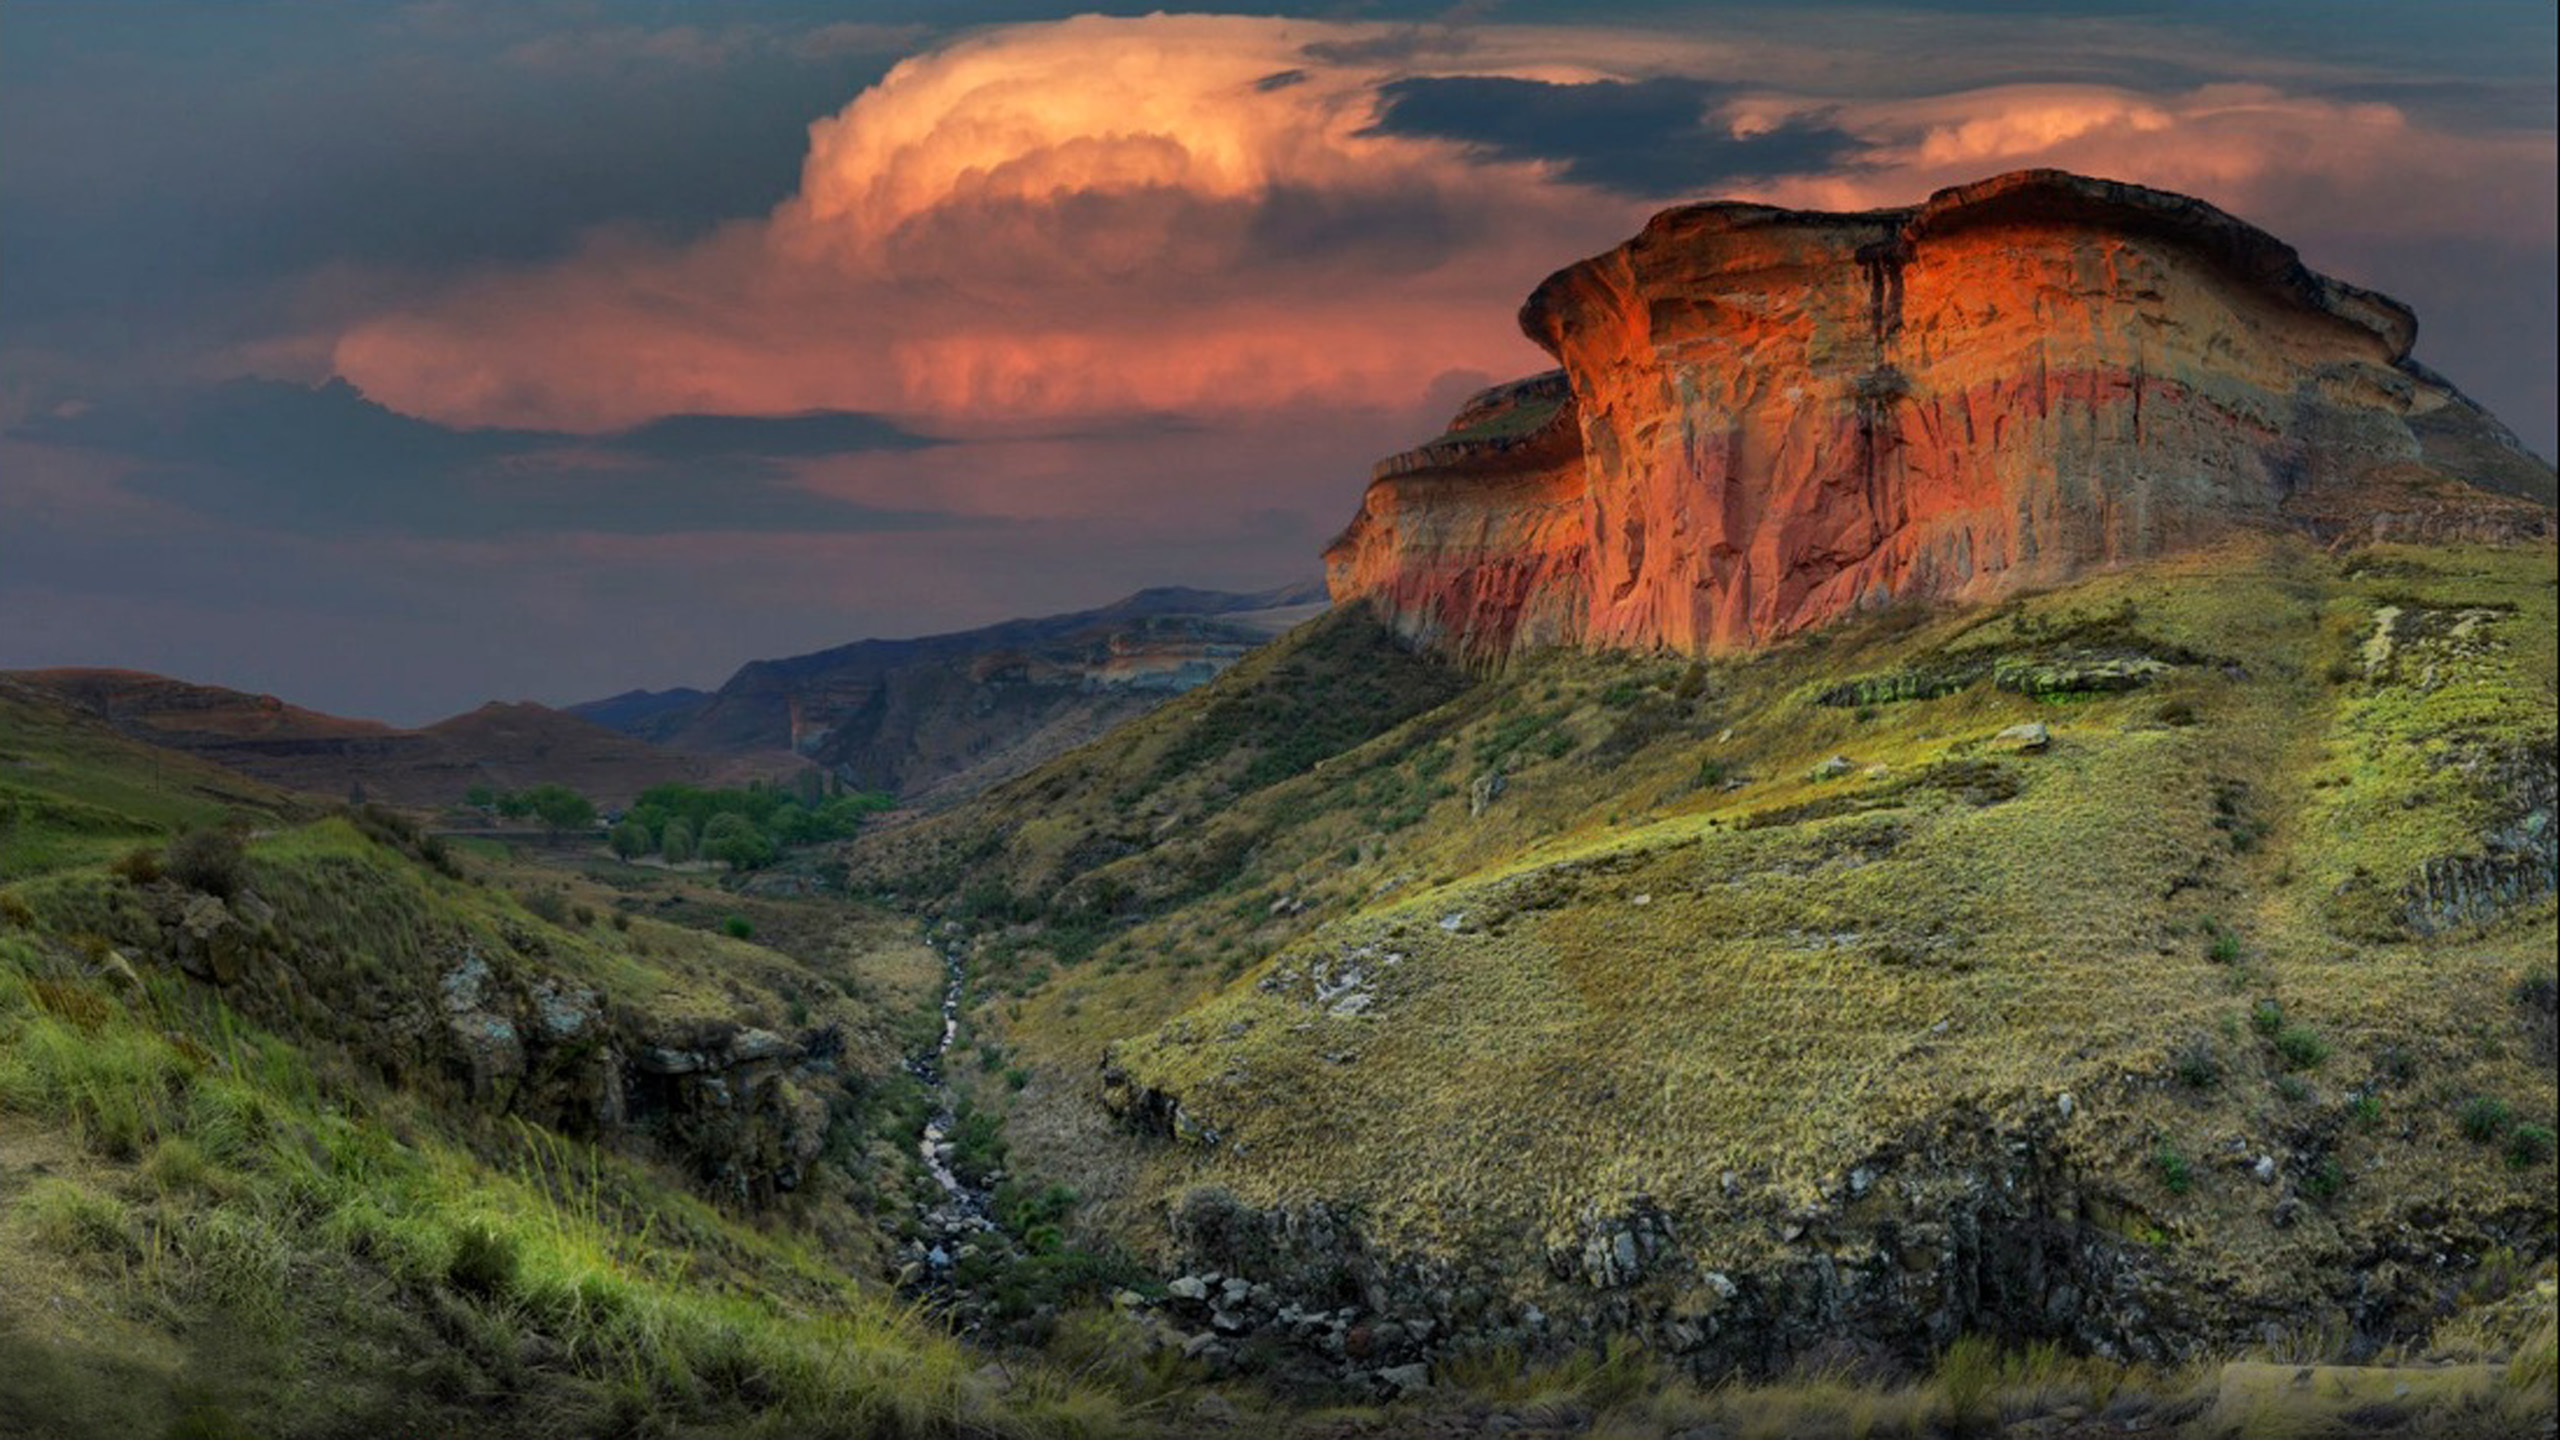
[1327,169,2555,662]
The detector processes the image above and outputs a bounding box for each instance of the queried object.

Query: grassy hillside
[850,535,2559,1385]
[0,686,1147,1438]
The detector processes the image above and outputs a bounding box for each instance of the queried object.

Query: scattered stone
[2252,1155,2279,1184]
[1993,720,2052,753]
[1375,1361,1431,1396]
[1168,1275,1211,1301]
[1469,770,1508,817]
[95,948,143,993]
[1812,754,1858,780]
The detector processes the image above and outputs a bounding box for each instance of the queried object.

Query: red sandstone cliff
[1327,170,2555,659]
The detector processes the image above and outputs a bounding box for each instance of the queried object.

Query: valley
[4,167,2554,1440]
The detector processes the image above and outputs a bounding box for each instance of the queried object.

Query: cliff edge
[1327,169,2555,660]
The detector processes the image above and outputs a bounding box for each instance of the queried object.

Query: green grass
[854,535,2558,1350]
[0,689,1150,1438]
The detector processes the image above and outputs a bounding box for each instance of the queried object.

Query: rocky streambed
[895,940,998,1305]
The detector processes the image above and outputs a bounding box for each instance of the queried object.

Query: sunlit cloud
[329,12,2551,450]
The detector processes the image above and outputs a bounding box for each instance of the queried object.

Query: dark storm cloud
[1364,76,1859,197]
[0,8,903,346]
[12,380,967,539]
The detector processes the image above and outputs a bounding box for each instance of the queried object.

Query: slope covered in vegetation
[849,534,2558,1396]
[0,682,1142,1438]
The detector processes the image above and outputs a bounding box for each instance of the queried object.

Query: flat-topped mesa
[1327,169,2555,660]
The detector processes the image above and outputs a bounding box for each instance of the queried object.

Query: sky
[3,2,2553,723]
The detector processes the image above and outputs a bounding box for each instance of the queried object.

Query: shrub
[2303,1157,2344,1202]
[2460,1096,2515,1144]
[110,846,164,885]
[2273,1024,2331,1070]
[446,1220,520,1300]
[2250,998,2286,1037]
[2507,1124,2555,1169]
[2154,1142,2193,1195]
[2206,926,2241,965]
[522,888,569,925]
[722,914,754,940]
[2349,1093,2383,1129]
[166,826,247,900]
[2173,1037,2220,1089]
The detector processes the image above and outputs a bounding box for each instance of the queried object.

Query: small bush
[446,1220,520,1301]
[110,846,164,885]
[521,888,569,924]
[2154,1142,2193,1195]
[2207,928,2241,965]
[2273,1024,2331,1070]
[2173,1037,2220,1089]
[2302,1157,2344,1202]
[166,827,247,900]
[0,892,31,927]
[2506,1124,2555,1169]
[2460,1096,2515,1144]
[2250,998,2286,1036]
[722,915,754,940]
[2349,1093,2382,1129]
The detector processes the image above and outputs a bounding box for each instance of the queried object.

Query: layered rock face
[1328,170,2554,659]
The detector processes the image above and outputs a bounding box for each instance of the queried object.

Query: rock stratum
[1327,169,2555,660]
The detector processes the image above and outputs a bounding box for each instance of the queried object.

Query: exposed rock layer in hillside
[1327,170,2556,660]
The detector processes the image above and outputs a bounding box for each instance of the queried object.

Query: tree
[609,818,652,860]
[700,812,776,872]
[463,784,497,811]
[518,783,596,839]
[660,817,696,865]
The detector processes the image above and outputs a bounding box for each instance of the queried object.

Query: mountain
[5,669,720,807]
[572,581,1328,804]
[560,685,711,735]
[849,171,2557,1393]
[1327,169,2553,663]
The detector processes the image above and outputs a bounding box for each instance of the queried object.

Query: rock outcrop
[1327,170,2555,660]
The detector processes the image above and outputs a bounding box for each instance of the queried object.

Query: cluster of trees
[606,781,892,871]
[462,783,597,836]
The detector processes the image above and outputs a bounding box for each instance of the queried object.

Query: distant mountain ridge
[5,668,722,807]
[572,581,1327,804]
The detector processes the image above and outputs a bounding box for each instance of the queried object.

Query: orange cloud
[328,15,2552,440]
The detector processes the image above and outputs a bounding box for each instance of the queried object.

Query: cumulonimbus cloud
[328,12,2555,439]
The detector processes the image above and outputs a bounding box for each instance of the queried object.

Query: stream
[907,941,995,1277]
